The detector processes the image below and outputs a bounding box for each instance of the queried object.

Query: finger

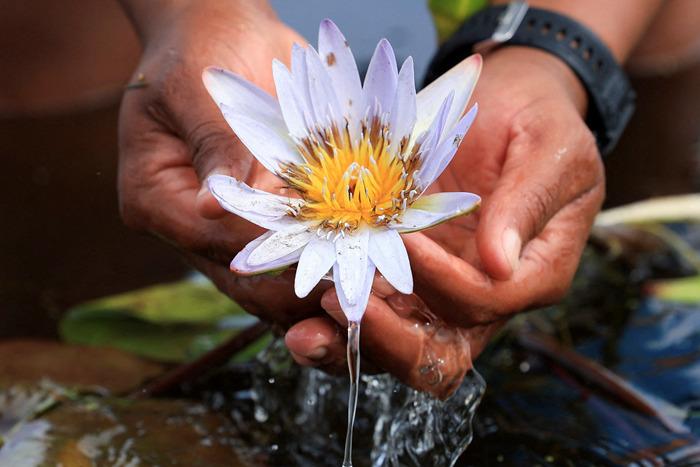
[321,289,472,399]
[404,182,603,326]
[476,114,603,280]
[185,252,328,325]
[285,317,346,369]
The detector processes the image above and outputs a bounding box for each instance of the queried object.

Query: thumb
[183,79,257,220]
[476,132,601,281]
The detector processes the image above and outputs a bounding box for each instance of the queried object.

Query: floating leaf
[0,340,163,393]
[59,278,260,363]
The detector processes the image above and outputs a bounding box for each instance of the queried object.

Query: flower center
[280,116,421,232]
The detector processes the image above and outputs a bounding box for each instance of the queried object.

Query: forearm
[116,0,276,44]
[492,0,663,61]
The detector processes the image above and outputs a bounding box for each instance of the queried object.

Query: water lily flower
[203,19,481,322]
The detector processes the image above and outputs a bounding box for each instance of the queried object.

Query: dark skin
[117,0,661,397]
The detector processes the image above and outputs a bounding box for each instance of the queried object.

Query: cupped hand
[117,0,326,325]
[285,46,605,397]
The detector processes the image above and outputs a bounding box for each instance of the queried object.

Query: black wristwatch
[424,1,636,156]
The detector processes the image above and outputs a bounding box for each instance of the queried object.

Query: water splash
[343,321,361,467]
[226,339,485,466]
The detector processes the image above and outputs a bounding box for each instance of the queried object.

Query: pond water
[2,218,699,466]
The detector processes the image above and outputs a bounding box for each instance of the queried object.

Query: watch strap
[425,4,636,156]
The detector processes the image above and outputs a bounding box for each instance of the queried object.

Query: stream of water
[342,321,361,466]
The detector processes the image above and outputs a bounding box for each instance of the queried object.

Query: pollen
[279,116,421,232]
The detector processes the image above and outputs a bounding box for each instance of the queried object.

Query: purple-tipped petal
[388,57,417,156]
[414,54,482,142]
[305,46,342,127]
[291,43,315,126]
[230,232,302,275]
[414,91,454,186]
[203,68,301,173]
[393,192,481,233]
[417,104,478,189]
[362,38,398,117]
[318,19,362,125]
[272,60,309,139]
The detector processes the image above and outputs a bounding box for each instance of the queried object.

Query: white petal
[305,46,342,127]
[291,43,315,127]
[333,260,375,323]
[368,229,412,294]
[334,228,370,305]
[202,68,301,173]
[272,60,308,139]
[414,54,482,144]
[230,231,301,275]
[248,223,313,266]
[294,237,336,298]
[207,174,299,231]
[362,39,398,116]
[416,104,478,189]
[414,91,454,184]
[393,192,481,233]
[388,57,417,156]
[318,19,362,122]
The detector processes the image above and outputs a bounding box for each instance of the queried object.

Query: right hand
[117,0,328,326]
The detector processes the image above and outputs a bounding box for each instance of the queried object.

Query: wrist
[485,46,588,116]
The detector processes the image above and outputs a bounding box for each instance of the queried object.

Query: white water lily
[203,19,481,322]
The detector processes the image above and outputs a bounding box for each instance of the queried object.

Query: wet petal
[334,228,370,305]
[416,104,478,189]
[333,260,376,322]
[362,39,398,116]
[295,236,336,298]
[368,229,413,294]
[207,174,300,230]
[202,67,301,173]
[388,57,417,156]
[393,192,481,233]
[248,223,314,266]
[414,54,481,143]
[318,19,362,122]
[230,231,302,275]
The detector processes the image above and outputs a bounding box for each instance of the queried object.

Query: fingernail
[502,228,521,274]
[197,182,210,199]
[305,346,328,360]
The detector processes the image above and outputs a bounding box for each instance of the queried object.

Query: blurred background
[0,0,698,342]
[1,1,700,465]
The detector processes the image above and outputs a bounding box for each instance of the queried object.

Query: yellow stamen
[280,117,421,231]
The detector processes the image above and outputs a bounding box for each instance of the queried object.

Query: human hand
[117,0,326,325]
[285,46,605,397]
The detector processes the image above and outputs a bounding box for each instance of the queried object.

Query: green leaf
[649,275,700,304]
[59,278,260,363]
[428,0,488,42]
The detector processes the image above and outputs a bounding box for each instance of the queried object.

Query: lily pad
[59,278,260,363]
[0,340,163,394]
